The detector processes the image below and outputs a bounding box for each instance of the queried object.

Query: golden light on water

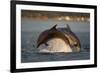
[54,16,89,22]
[22,10,90,22]
[23,15,90,21]
[81,17,85,21]
[65,16,71,21]
[58,17,63,21]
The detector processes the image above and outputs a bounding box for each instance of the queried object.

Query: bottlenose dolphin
[58,24,81,52]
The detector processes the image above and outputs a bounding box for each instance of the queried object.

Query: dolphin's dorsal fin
[66,24,71,31]
[50,24,57,30]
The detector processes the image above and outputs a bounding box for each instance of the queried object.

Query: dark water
[21,19,90,63]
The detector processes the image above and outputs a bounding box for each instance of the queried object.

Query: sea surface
[21,19,90,63]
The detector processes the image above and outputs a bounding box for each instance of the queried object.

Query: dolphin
[58,24,81,52]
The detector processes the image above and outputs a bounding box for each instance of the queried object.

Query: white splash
[38,38,72,53]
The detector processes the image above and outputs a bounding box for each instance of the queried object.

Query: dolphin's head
[37,24,57,48]
[69,36,81,52]
[65,24,81,52]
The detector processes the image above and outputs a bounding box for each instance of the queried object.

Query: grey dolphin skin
[37,24,81,52]
[37,24,70,48]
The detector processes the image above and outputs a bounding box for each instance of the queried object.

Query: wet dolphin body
[58,24,81,52]
[37,24,81,52]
